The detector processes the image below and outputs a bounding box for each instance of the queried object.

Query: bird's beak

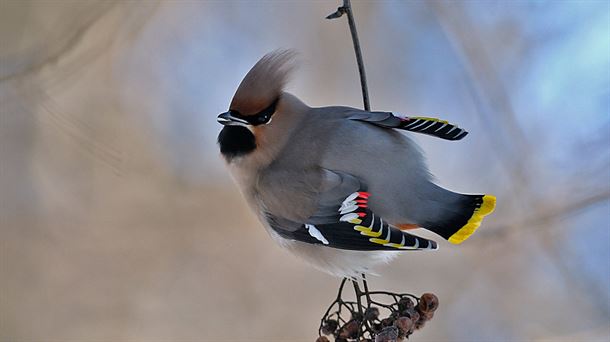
[217,111,249,126]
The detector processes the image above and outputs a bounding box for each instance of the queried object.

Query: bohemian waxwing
[217,50,496,278]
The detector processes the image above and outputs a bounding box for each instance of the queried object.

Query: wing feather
[343,109,468,141]
[264,170,438,251]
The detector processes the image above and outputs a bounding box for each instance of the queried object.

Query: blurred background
[1,0,609,341]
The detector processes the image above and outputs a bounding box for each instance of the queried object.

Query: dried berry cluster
[371,293,439,342]
[316,279,438,342]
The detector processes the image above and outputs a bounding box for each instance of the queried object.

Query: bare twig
[317,282,438,340]
[326,0,370,111]
[326,0,374,332]
[317,4,441,340]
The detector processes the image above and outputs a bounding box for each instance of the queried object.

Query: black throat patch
[217,126,256,160]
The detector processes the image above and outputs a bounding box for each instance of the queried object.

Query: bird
[217,50,496,278]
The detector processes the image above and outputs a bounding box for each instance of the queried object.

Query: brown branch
[318,3,441,341]
[326,0,370,111]
[317,279,438,341]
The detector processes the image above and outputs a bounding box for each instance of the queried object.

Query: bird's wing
[345,109,468,141]
[265,169,438,251]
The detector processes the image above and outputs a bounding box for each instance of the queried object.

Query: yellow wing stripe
[369,238,391,245]
[355,225,383,237]
[410,116,449,124]
[448,195,496,244]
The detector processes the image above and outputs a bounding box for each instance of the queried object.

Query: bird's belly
[266,227,398,278]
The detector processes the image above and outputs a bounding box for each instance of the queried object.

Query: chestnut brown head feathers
[231,49,295,115]
[217,50,303,162]
[217,50,296,127]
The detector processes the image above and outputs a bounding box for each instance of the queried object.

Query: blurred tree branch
[1,1,160,175]
[429,0,609,325]
[483,188,610,239]
[430,0,610,240]
[0,1,118,83]
[428,0,532,193]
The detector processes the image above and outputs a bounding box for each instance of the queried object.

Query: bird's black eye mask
[229,97,279,126]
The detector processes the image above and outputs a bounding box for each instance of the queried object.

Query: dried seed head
[375,326,399,342]
[395,316,414,335]
[418,293,439,313]
[400,307,418,321]
[364,307,380,321]
[420,310,434,321]
[398,297,415,311]
[414,318,426,330]
[321,319,339,335]
[351,311,364,322]
[317,280,439,340]
[339,320,360,339]
[381,317,394,327]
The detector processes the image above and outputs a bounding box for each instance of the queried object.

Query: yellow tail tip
[448,195,496,245]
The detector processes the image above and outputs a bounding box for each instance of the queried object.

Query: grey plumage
[217,50,495,277]
[256,104,431,224]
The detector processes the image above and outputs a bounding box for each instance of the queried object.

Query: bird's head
[217,50,296,128]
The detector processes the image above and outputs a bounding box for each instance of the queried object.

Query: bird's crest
[230,50,297,116]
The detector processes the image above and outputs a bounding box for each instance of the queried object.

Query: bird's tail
[423,194,496,244]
